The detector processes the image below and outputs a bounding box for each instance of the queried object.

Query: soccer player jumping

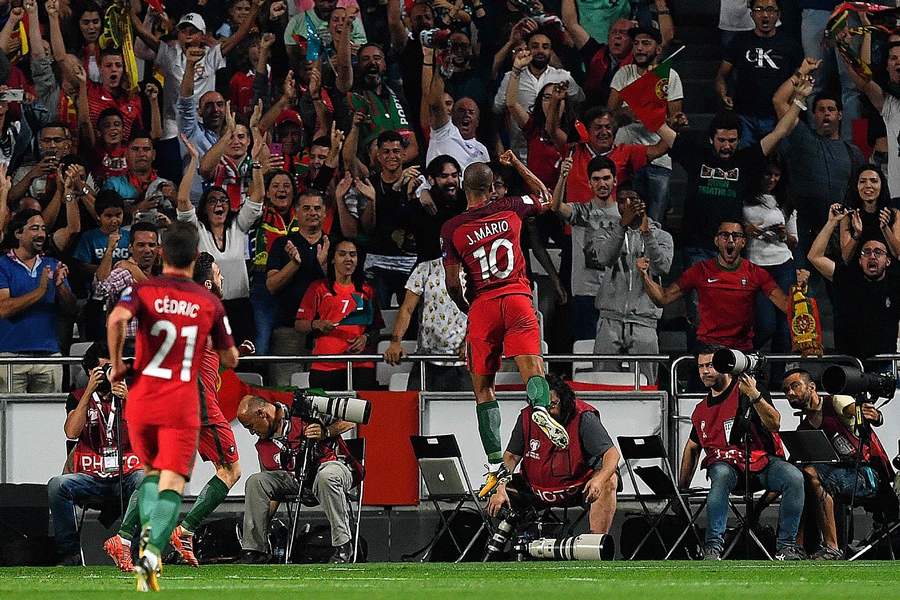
[441,152,569,498]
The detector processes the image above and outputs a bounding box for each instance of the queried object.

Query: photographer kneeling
[782,368,896,560]
[48,342,144,566]
[235,394,358,564]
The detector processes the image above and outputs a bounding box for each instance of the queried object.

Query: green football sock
[526,376,551,409]
[117,489,142,540]
[146,489,183,556]
[476,400,503,463]
[137,475,160,530]
[181,475,229,533]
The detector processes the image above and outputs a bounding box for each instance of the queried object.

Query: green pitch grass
[1,562,899,599]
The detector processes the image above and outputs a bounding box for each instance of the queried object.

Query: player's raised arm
[499,150,551,211]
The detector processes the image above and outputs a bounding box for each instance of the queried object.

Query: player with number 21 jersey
[117,276,234,429]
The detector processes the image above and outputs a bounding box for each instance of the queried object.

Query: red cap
[275,110,303,128]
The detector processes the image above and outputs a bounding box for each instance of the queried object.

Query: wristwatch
[79,185,90,197]
[65,193,76,203]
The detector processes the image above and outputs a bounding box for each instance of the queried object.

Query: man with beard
[716,0,803,147]
[608,26,684,224]
[680,343,805,561]
[551,156,621,342]
[83,47,143,141]
[423,47,489,172]
[493,31,584,162]
[640,220,791,352]
[340,44,419,165]
[807,204,900,369]
[94,221,160,357]
[414,155,465,263]
[0,209,76,393]
[384,158,468,391]
[656,72,810,288]
[103,131,160,218]
[781,368,894,560]
[774,63,864,267]
[178,44,230,204]
[359,131,417,308]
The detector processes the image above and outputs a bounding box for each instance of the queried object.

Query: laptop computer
[419,457,469,497]
[779,430,843,464]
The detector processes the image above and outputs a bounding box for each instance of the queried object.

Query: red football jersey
[441,195,540,306]
[117,275,234,427]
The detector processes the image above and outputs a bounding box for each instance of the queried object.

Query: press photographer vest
[520,400,597,506]
[71,389,141,479]
[691,380,784,473]
[255,415,338,473]
[799,395,895,478]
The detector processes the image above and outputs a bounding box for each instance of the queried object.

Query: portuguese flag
[617,54,676,132]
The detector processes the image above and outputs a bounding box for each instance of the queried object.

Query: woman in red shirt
[296,239,383,392]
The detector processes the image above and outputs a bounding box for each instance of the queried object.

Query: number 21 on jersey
[144,320,199,382]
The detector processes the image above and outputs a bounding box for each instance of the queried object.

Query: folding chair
[408,434,492,562]
[283,438,366,564]
[618,435,705,559]
[235,372,264,387]
[841,485,900,561]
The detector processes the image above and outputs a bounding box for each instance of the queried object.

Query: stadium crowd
[6,0,900,568]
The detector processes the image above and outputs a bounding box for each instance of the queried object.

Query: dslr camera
[821,365,897,400]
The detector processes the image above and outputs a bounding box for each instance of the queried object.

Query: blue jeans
[47,470,145,555]
[250,272,276,355]
[738,115,776,150]
[630,163,672,224]
[705,457,804,552]
[571,295,600,342]
[801,9,861,141]
[809,463,878,499]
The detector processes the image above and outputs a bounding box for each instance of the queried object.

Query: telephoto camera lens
[524,534,615,561]
[482,508,519,562]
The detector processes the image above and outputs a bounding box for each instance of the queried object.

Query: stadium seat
[375,340,416,387]
[572,339,594,374]
[235,372,264,387]
[379,309,400,340]
[290,372,310,389]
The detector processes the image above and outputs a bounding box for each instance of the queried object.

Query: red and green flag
[617,56,673,132]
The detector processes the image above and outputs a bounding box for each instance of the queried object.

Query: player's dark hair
[325,238,366,295]
[82,341,110,372]
[161,221,200,269]
[376,130,405,148]
[587,156,616,179]
[546,373,576,426]
[193,252,215,286]
[463,162,493,194]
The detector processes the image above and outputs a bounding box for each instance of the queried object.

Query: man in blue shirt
[0,209,76,392]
